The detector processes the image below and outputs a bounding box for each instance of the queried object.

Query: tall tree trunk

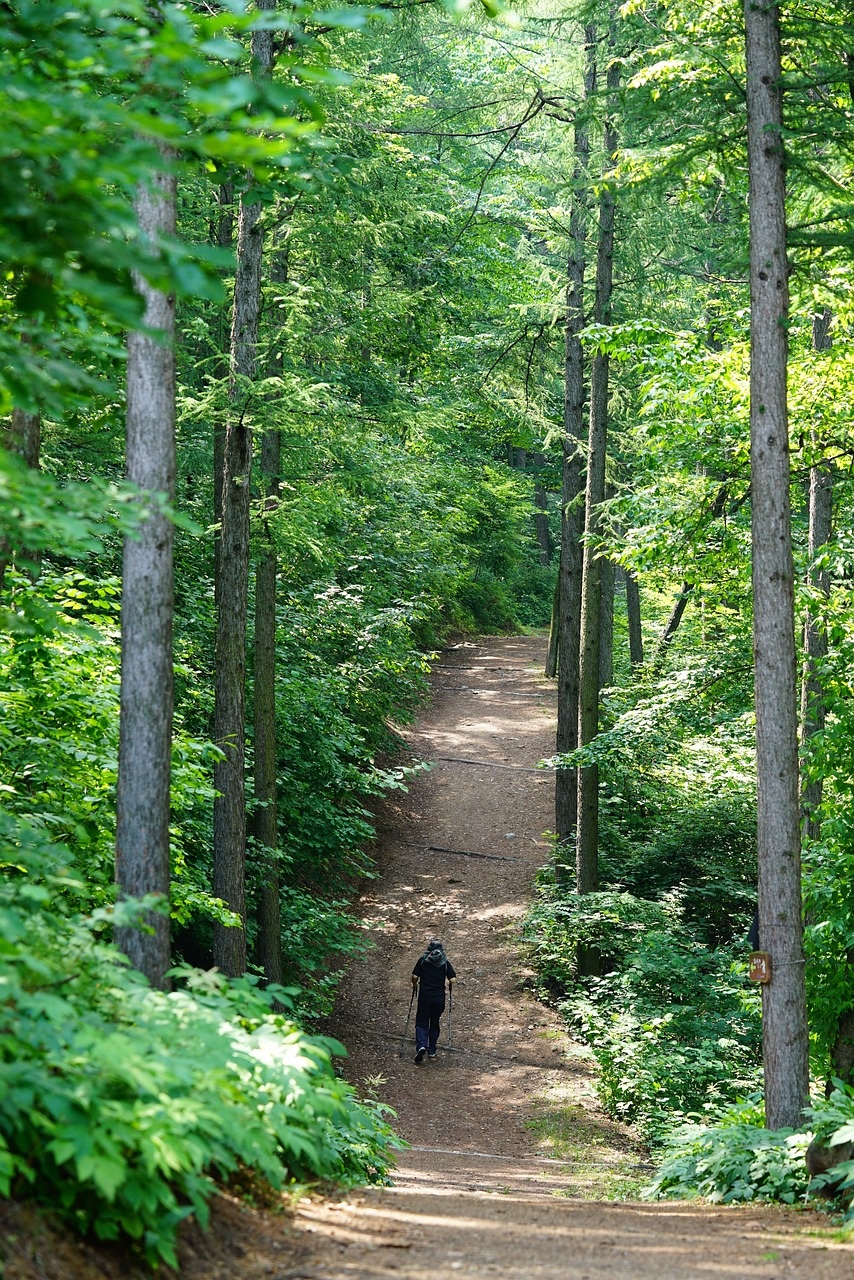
[545,574,559,679]
[800,310,832,841]
[213,179,235,584]
[744,0,809,1130]
[115,151,177,991]
[554,22,596,881]
[576,19,618,912]
[534,482,552,566]
[253,423,283,986]
[624,568,643,666]
[254,243,287,989]
[6,408,40,471]
[213,2,276,977]
[599,556,615,689]
[532,454,553,566]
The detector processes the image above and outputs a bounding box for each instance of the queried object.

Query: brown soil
[3,635,851,1279]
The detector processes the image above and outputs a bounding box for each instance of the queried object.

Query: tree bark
[0,404,42,590]
[576,19,618,911]
[532,452,553,567]
[254,243,287,989]
[831,981,854,1086]
[744,0,809,1130]
[534,483,552,565]
[213,178,235,579]
[115,151,177,991]
[545,574,559,679]
[253,424,283,986]
[6,407,41,471]
[599,556,615,689]
[554,22,596,880]
[213,2,276,977]
[624,568,643,666]
[799,310,832,841]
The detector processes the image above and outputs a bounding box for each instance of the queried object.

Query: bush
[804,1082,854,1212]
[274,887,372,1023]
[599,794,757,947]
[0,813,402,1265]
[523,888,673,996]
[644,1099,810,1205]
[523,887,762,1140]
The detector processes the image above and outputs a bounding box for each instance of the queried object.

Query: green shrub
[0,569,236,928]
[523,887,762,1140]
[599,794,757,947]
[644,1099,810,1204]
[804,1082,854,1213]
[523,888,672,996]
[0,813,402,1265]
[274,886,372,1023]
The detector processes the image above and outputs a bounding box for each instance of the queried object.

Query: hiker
[411,938,456,1064]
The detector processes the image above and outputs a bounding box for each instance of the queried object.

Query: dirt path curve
[292,636,852,1280]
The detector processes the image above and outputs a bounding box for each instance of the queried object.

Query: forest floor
[4,635,852,1280]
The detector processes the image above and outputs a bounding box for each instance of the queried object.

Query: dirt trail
[293,635,852,1280]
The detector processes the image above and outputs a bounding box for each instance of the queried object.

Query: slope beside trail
[289,635,852,1280]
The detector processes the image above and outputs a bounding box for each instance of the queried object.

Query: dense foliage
[0,813,400,1264]
[6,0,854,1250]
[1,0,565,1253]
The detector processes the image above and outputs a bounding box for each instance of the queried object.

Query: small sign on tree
[749,951,772,984]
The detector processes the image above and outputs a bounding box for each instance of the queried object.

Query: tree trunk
[599,556,614,689]
[213,178,235,580]
[554,22,596,881]
[545,573,559,679]
[115,151,177,991]
[624,568,643,666]
[831,977,854,1086]
[744,0,809,1130]
[6,407,41,471]
[531,454,553,566]
[254,242,287,989]
[253,426,283,986]
[534,483,552,565]
[576,19,618,914]
[800,310,832,841]
[213,3,276,977]
[0,404,42,590]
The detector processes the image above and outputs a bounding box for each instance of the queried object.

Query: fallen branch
[428,844,522,863]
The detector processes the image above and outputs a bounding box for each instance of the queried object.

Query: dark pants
[415,995,445,1054]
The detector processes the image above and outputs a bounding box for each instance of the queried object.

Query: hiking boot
[427,1051,437,1059]
[415,1047,426,1065]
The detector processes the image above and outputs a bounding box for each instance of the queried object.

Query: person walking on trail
[411,939,455,1064]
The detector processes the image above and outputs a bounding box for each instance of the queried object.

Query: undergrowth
[523,884,763,1143]
[0,812,402,1266]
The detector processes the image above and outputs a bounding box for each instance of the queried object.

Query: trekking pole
[398,987,416,1058]
[447,983,453,1049]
